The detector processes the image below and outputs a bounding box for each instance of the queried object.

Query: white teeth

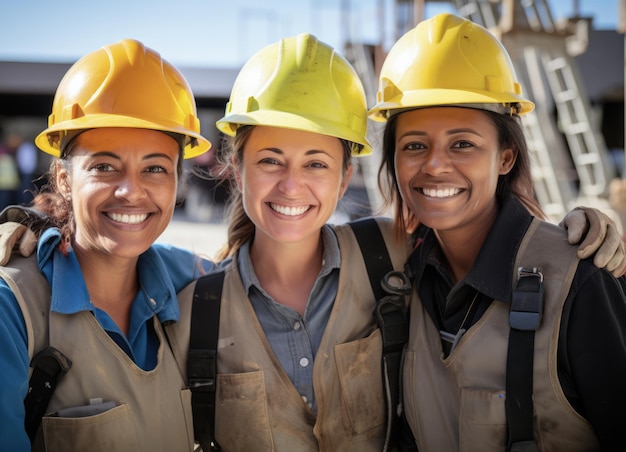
[107,212,148,224]
[422,187,461,198]
[270,203,309,216]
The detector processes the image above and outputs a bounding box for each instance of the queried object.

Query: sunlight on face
[394,107,514,237]
[235,126,353,247]
[58,127,181,259]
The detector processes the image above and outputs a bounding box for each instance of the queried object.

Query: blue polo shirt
[0,228,214,450]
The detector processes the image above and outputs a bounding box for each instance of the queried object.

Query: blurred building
[1,0,624,225]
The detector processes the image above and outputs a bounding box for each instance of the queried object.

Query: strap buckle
[510,267,544,331]
[187,349,217,393]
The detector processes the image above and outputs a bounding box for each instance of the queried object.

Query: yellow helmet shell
[369,13,534,121]
[217,33,371,156]
[36,39,211,158]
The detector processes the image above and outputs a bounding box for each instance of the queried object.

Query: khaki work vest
[0,255,195,452]
[403,219,600,451]
[170,218,410,451]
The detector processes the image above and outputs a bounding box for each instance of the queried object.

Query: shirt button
[149,298,157,306]
[294,321,301,330]
[299,357,309,367]
[301,395,308,404]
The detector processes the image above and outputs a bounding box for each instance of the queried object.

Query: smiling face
[57,127,180,258]
[235,126,352,247]
[394,107,515,237]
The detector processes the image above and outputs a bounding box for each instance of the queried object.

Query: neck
[434,204,499,284]
[249,232,324,315]
[73,244,140,335]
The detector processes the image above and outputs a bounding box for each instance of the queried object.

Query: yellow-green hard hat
[217,33,372,156]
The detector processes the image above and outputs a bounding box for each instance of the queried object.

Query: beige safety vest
[170,218,410,451]
[0,255,195,452]
[403,218,600,451]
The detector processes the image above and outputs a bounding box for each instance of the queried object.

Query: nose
[115,172,147,201]
[421,146,452,176]
[278,166,303,195]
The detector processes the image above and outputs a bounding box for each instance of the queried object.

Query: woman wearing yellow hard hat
[0,28,619,452]
[171,32,411,451]
[372,13,626,450]
[168,30,621,452]
[0,39,216,451]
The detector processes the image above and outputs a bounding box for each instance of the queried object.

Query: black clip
[375,271,411,353]
[24,347,72,441]
[510,267,544,331]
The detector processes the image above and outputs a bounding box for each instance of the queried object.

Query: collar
[238,224,342,294]
[410,196,533,304]
[37,228,180,322]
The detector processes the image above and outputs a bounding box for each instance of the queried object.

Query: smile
[421,187,462,198]
[269,203,310,216]
[107,212,149,224]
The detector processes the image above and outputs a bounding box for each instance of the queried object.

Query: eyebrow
[397,128,484,139]
[262,147,334,157]
[89,151,175,161]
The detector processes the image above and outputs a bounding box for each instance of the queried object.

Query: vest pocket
[215,370,273,451]
[334,329,386,434]
[41,403,140,452]
[459,388,506,452]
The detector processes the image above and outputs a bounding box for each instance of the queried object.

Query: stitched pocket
[459,387,507,452]
[334,328,385,434]
[216,370,273,451]
[42,403,140,452]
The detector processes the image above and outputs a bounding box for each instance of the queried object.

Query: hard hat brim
[36,115,211,159]
[217,110,372,156]
[369,88,535,122]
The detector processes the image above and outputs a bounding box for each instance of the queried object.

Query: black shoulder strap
[349,217,410,449]
[506,267,543,452]
[349,218,392,300]
[188,270,225,452]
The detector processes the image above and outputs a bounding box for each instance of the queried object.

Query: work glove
[0,222,37,266]
[0,205,51,266]
[561,206,626,278]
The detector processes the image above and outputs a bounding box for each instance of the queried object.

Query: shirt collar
[237,224,342,294]
[412,196,533,304]
[37,228,180,322]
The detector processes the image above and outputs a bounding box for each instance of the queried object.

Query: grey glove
[561,207,626,278]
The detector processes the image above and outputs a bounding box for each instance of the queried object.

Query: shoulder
[151,243,216,274]
[333,216,410,270]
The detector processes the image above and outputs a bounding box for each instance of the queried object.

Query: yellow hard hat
[217,33,371,156]
[36,39,211,158]
[369,13,534,121]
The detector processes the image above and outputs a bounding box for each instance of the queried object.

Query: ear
[499,148,516,175]
[338,164,354,199]
[55,161,71,199]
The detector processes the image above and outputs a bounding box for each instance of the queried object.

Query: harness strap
[349,218,410,450]
[188,271,225,452]
[24,346,72,441]
[506,267,543,452]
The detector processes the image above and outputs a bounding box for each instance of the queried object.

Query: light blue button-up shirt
[237,225,341,413]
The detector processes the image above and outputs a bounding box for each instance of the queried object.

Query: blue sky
[0,0,620,68]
